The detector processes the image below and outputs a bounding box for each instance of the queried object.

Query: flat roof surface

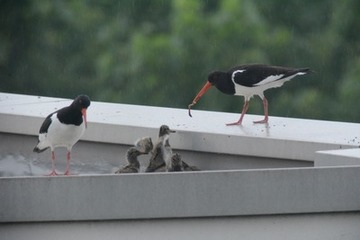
[1,92,360,162]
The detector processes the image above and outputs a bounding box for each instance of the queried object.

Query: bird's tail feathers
[297,68,313,75]
[33,143,49,153]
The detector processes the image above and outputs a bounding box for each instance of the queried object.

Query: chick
[115,137,153,174]
[168,153,201,172]
[115,147,142,174]
[145,125,175,172]
[135,137,153,154]
[167,153,184,172]
[182,160,201,171]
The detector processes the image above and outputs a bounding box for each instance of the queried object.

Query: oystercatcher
[33,95,91,176]
[188,64,310,125]
[145,125,176,172]
[115,137,154,174]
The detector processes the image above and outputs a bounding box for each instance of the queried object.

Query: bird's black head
[208,71,226,85]
[208,71,235,95]
[70,95,90,128]
[72,95,91,110]
[159,125,176,137]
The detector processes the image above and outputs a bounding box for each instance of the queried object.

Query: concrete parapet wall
[1,166,360,222]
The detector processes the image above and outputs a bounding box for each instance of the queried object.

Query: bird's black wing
[39,113,55,134]
[231,64,309,87]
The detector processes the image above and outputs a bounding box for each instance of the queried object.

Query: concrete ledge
[315,148,360,167]
[1,92,360,162]
[1,166,360,222]
[1,92,360,226]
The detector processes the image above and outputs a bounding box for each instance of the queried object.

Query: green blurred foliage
[0,0,359,122]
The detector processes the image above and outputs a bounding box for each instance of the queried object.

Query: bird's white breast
[39,115,85,150]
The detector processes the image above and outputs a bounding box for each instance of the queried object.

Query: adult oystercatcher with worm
[188,64,310,125]
[33,95,91,176]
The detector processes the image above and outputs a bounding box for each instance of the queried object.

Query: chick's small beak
[81,108,88,128]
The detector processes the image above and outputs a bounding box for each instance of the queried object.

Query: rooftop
[1,92,360,240]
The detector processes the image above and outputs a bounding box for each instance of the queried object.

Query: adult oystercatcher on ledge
[33,95,91,176]
[188,64,310,125]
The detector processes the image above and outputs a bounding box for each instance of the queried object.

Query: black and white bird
[115,137,153,174]
[145,125,176,172]
[33,95,91,176]
[188,64,310,125]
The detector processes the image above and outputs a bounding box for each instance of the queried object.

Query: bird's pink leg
[226,100,249,126]
[63,151,71,176]
[46,151,58,176]
[253,97,269,124]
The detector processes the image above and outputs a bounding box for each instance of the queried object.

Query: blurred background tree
[0,0,359,122]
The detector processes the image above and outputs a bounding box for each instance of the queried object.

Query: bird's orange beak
[81,108,88,128]
[188,81,212,117]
